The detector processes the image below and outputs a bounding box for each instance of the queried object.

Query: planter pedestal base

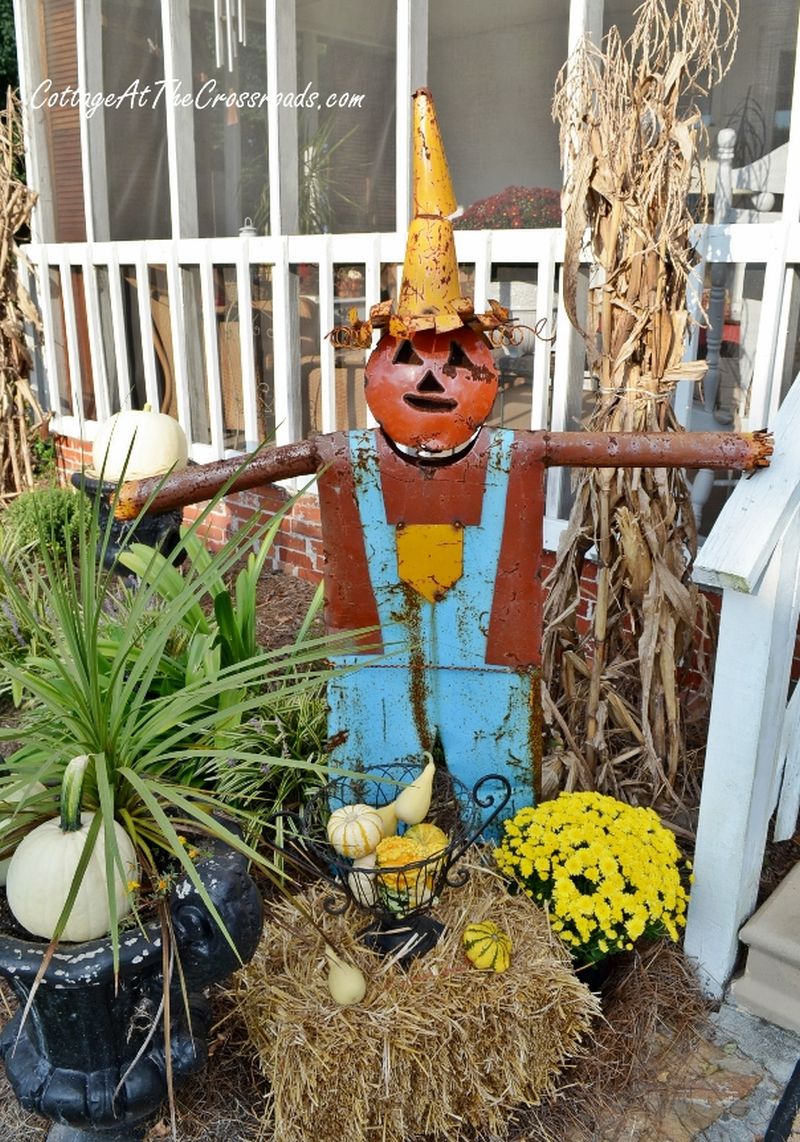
[0,844,263,1138]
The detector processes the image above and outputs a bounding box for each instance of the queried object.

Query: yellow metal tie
[396,523,464,603]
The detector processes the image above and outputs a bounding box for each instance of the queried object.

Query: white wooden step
[731,862,800,1033]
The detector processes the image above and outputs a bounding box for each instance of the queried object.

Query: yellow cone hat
[395,89,464,332]
[411,87,458,219]
[328,88,514,348]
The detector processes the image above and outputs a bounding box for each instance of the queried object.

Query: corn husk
[0,90,47,499]
[544,1,738,825]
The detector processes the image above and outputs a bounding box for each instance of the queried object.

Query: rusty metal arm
[537,430,773,471]
[114,439,321,520]
[115,429,772,521]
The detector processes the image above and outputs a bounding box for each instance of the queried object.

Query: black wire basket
[265,761,511,957]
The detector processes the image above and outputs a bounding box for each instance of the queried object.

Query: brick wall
[182,484,324,582]
[55,434,94,477]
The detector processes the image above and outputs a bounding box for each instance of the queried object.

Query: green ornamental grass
[0,466,370,971]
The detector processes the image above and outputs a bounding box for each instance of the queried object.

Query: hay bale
[234,862,600,1142]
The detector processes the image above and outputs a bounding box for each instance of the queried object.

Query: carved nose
[416,371,445,394]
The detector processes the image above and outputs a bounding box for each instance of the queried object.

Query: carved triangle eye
[393,339,424,366]
[447,340,473,368]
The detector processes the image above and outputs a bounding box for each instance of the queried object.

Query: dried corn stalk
[544,1,738,821]
[0,89,46,499]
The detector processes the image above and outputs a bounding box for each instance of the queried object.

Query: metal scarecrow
[117,89,771,810]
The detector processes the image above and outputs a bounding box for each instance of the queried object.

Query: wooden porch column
[160,0,199,238]
[13,0,57,243]
[396,0,428,232]
[266,0,301,447]
[685,511,800,996]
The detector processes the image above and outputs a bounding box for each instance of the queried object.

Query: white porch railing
[23,227,585,546]
[685,372,800,997]
[25,227,566,450]
[22,218,800,532]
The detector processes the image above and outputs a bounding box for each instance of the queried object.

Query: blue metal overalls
[324,427,540,812]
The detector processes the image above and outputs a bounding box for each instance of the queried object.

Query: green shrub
[29,434,57,479]
[1,485,83,558]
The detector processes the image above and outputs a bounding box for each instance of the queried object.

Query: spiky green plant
[0,474,365,968]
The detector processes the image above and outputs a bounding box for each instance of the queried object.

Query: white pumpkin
[326,803,383,858]
[6,811,138,943]
[91,404,188,482]
[348,851,378,907]
[0,780,46,886]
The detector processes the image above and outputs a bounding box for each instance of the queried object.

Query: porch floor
[595,996,800,1141]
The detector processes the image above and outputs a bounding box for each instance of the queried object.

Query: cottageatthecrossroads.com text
[30,78,366,119]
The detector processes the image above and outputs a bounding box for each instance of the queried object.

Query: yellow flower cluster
[494,792,691,965]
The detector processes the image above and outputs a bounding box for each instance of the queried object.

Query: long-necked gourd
[394,753,436,825]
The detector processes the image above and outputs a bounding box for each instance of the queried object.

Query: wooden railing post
[686,505,800,996]
[687,375,800,996]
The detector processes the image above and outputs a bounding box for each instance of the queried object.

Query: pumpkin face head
[364,327,498,454]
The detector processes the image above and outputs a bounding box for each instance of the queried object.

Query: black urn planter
[0,844,263,1141]
[70,472,185,573]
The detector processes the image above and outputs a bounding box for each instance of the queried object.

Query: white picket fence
[685,371,800,996]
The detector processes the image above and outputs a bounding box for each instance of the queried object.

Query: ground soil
[0,569,797,1140]
[251,568,321,651]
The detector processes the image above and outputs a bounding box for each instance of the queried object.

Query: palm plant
[0,475,364,967]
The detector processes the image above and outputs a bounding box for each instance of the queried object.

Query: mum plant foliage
[453,185,561,230]
[494,792,691,965]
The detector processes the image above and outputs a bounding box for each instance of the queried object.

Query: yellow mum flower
[493,792,692,966]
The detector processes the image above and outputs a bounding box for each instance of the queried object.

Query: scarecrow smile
[403,393,458,413]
